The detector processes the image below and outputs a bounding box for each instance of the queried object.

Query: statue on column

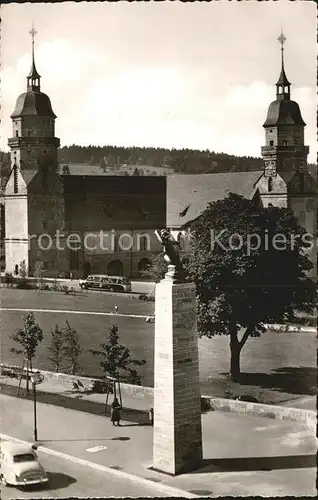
[155,229,185,283]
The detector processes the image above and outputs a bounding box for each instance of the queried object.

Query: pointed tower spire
[27,24,41,92]
[276,30,291,100]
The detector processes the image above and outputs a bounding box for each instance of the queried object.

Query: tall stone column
[153,278,203,475]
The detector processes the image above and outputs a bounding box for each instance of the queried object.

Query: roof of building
[167,171,263,227]
[11,91,56,119]
[263,99,306,127]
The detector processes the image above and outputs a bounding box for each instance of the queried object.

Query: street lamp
[30,372,43,442]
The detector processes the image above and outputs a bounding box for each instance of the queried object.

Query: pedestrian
[115,304,118,314]
[111,397,121,426]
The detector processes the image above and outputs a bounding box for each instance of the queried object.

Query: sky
[1,1,316,161]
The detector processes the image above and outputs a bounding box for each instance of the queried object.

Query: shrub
[3,273,15,286]
[16,279,32,289]
[201,398,213,412]
[50,280,61,292]
[91,378,113,394]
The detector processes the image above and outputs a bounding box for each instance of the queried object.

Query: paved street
[0,394,316,497]
[1,449,171,498]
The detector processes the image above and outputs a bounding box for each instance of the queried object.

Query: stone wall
[1,362,315,432]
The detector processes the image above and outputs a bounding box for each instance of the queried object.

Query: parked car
[79,275,132,293]
[0,442,48,487]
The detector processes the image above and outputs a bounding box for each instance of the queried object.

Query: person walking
[111,397,121,426]
[114,304,119,315]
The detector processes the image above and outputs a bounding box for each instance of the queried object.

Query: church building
[3,30,317,279]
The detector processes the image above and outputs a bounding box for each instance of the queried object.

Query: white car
[0,441,48,486]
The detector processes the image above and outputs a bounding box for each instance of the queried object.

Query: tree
[106,153,116,168]
[10,313,43,394]
[62,321,82,375]
[34,260,45,290]
[186,193,316,381]
[141,253,166,282]
[90,325,146,381]
[100,157,107,171]
[143,252,189,283]
[47,325,65,372]
[19,260,27,279]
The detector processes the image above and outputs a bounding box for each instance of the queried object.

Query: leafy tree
[34,260,45,290]
[100,157,107,171]
[90,325,146,381]
[19,260,27,279]
[47,325,65,372]
[106,153,116,168]
[141,253,166,282]
[186,193,316,381]
[143,252,189,283]
[62,321,82,375]
[10,313,43,394]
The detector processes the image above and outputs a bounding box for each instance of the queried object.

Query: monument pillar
[153,278,203,475]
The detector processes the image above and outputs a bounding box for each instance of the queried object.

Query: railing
[261,145,309,154]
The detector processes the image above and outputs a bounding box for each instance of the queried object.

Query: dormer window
[15,130,19,137]
[269,140,274,146]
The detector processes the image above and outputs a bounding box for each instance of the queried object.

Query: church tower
[256,32,317,280]
[261,31,309,176]
[5,27,67,277]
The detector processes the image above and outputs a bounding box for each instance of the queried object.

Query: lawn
[1,288,316,404]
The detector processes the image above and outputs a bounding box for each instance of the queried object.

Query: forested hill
[58,145,264,174]
[1,146,317,184]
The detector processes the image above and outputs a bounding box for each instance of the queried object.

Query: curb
[0,433,198,498]
[202,395,317,432]
[0,307,149,319]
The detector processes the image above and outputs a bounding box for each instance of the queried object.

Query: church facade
[2,32,317,279]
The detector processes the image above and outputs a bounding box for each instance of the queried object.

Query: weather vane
[278,30,286,50]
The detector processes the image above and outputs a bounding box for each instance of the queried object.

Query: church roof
[263,99,306,127]
[167,171,263,227]
[11,91,56,118]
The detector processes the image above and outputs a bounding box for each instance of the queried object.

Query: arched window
[138,234,149,252]
[268,177,273,192]
[42,166,48,193]
[107,260,123,276]
[114,234,121,253]
[138,258,152,275]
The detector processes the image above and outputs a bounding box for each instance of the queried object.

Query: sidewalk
[0,376,153,419]
[0,392,316,497]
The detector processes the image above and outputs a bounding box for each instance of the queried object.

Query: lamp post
[30,372,43,442]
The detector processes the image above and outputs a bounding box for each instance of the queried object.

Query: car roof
[87,275,128,280]
[87,274,108,278]
[1,441,34,455]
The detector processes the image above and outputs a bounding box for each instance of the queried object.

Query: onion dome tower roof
[10,25,56,119]
[263,31,306,128]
